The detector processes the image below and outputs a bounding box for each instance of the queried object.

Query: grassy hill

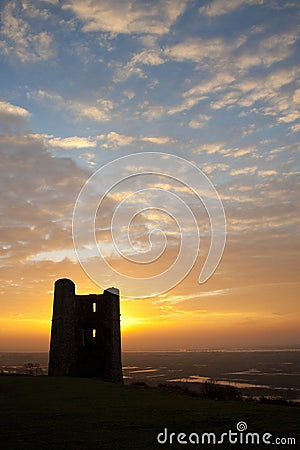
[0,376,299,449]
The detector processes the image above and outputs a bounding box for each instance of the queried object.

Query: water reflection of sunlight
[167,375,300,391]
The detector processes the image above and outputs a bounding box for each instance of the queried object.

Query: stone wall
[48,279,123,382]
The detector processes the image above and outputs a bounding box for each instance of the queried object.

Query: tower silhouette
[48,279,123,382]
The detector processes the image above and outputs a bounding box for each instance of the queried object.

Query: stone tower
[48,279,123,382]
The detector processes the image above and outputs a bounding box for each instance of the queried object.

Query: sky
[0,0,299,352]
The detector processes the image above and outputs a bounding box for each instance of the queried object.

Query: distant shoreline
[1,349,299,401]
[1,346,300,354]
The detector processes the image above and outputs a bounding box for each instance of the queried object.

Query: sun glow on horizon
[0,0,299,351]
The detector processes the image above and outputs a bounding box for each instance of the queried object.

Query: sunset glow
[0,0,299,351]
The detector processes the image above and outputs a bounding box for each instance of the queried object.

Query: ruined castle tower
[48,279,123,382]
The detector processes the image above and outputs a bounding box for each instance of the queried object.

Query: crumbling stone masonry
[48,279,123,382]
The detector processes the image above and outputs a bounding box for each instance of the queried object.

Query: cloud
[114,48,165,81]
[0,133,89,264]
[29,90,115,122]
[130,49,165,66]
[289,123,300,133]
[0,100,30,119]
[234,68,300,123]
[221,169,299,241]
[164,29,298,121]
[21,0,51,19]
[97,131,172,148]
[47,136,97,149]
[293,89,300,104]
[164,37,242,64]
[278,112,300,124]
[193,142,225,155]
[168,71,236,114]
[194,143,256,159]
[235,31,298,70]
[39,0,59,4]
[258,170,277,177]
[0,100,31,133]
[138,102,166,121]
[97,131,135,149]
[63,0,187,35]
[168,97,202,115]
[218,146,256,158]
[171,60,299,129]
[230,166,257,176]
[77,100,114,122]
[199,0,264,17]
[141,136,171,145]
[189,114,211,129]
[201,163,229,175]
[0,1,54,62]
[123,89,136,100]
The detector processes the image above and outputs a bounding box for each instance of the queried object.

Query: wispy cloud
[164,36,244,65]
[167,57,299,129]
[194,143,256,159]
[138,102,166,121]
[199,0,264,17]
[258,170,277,177]
[47,136,97,149]
[230,166,257,176]
[97,131,135,149]
[63,0,187,35]
[28,90,115,122]
[97,131,173,148]
[0,0,299,349]
[188,114,211,129]
[193,142,225,155]
[114,48,165,82]
[0,100,30,118]
[0,1,54,62]
[0,100,31,132]
[0,133,89,264]
[235,31,298,69]
[141,136,172,145]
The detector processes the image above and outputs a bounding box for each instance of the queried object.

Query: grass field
[0,376,299,449]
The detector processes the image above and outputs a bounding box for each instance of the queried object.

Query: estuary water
[1,348,299,400]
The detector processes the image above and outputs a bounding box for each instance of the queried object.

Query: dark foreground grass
[0,377,299,449]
